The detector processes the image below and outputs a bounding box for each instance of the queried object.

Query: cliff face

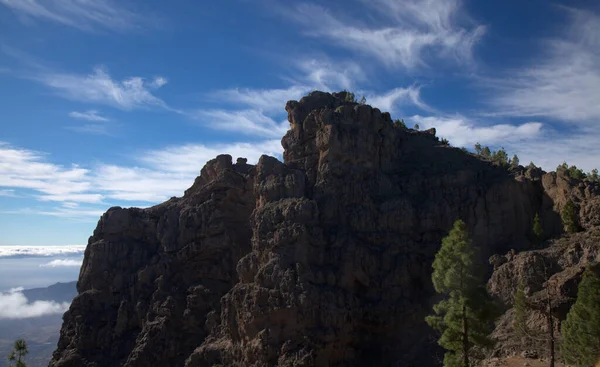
[51,91,567,367]
[51,156,255,367]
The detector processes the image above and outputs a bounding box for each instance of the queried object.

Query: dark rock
[50,91,600,367]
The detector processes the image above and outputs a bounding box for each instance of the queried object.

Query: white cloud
[40,258,83,268]
[66,124,112,136]
[0,142,96,203]
[286,0,485,69]
[0,0,155,33]
[69,110,109,121]
[94,140,283,202]
[488,8,600,123]
[150,76,168,88]
[409,115,543,147]
[141,140,282,174]
[37,66,169,111]
[294,59,364,91]
[0,189,16,197]
[0,289,70,319]
[367,86,430,114]
[0,139,283,209]
[501,128,600,173]
[0,245,86,258]
[213,86,309,114]
[194,109,289,138]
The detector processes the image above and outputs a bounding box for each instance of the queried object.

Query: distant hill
[0,281,76,367]
[21,281,77,304]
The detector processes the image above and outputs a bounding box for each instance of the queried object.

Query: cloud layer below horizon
[0,288,70,319]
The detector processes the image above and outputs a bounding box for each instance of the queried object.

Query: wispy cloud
[94,139,283,202]
[409,115,543,148]
[367,86,431,114]
[66,124,112,136]
[193,109,289,138]
[0,139,283,210]
[0,142,97,203]
[294,59,364,91]
[213,86,308,114]
[284,0,485,69]
[69,110,109,121]
[140,140,283,174]
[0,245,86,258]
[0,0,156,33]
[37,66,170,111]
[0,189,16,197]
[40,258,83,268]
[487,8,600,123]
[0,289,70,319]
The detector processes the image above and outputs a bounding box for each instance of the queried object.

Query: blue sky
[1,0,599,247]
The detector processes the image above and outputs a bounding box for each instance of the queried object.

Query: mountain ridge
[50,91,599,367]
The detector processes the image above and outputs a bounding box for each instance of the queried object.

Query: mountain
[0,281,76,367]
[49,91,599,366]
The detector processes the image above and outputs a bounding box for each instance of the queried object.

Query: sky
[1,0,600,250]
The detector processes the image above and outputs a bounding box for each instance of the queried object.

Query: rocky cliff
[50,91,593,367]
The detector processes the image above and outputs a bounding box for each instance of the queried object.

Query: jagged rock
[50,91,598,367]
[50,155,255,367]
[188,92,546,367]
[486,230,600,360]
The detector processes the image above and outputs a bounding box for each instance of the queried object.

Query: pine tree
[7,338,28,367]
[561,266,600,367]
[533,213,543,246]
[513,280,528,337]
[414,123,420,130]
[561,200,580,234]
[510,154,519,168]
[426,220,497,367]
[474,143,482,155]
[481,146,491,158]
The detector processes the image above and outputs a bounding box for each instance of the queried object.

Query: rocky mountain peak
[50,91,598,367]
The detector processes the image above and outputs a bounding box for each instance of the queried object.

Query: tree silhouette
[8,338,28,367]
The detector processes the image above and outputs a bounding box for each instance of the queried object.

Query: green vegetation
[473,143,514,166]
[341,90,356,103]
[414,123,420,130]
[561,200,580,234]
[441,138,450,146]
[557,162,586,180]
[561,266,600,367]
[426,220,497,367]
[393,119,406,128]
[359,96,366,105]
[8,338,28,367]
[510,154,519,168]
[591,168,599,180]
[513,280,528,337]
[533,213,543,245]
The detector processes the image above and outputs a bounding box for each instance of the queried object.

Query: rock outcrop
[50,91,593,367]
[487,230,600,360]
[51,156,255,367]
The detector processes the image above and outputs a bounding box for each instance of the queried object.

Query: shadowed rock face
[50,156,255,367]
[51,91,574,367]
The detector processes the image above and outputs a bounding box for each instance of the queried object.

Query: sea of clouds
[0,245,85,317]
[0,245,86,259]
[0,287,70,319]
